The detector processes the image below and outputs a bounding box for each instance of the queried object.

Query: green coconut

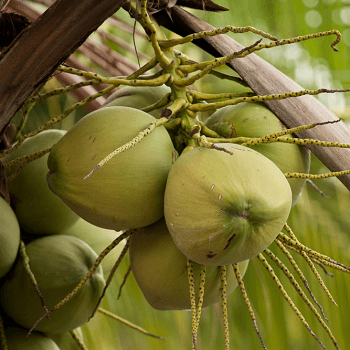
[0,196,20,279]
[129,218,249,310]
[62,218,126,276]
[205,102,310,206]
[164,144,292,266]
[47,106,176,230]
[2,327,60,350]
[0,235,105,333]
[4,129,79,234]
[102,85,171,118]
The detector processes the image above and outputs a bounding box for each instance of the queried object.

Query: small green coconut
[0,235,105,334]
[164,144,292,266]
[205,102,310,205]
[0,196,20,279]
[2,327,60,350]
[4,129,79,234]
[129,218,249,310]
[102,85,171,118]
[47,106,176,230]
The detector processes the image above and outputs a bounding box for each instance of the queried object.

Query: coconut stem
[232,263,267,350]
[97,308,165,340]
[257,253,329,350]
[189,89,349,113]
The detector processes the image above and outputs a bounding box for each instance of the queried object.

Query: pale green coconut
[4,129,79,234]
[0,235,105,333]
[102,85,171,118]
[0,196,20,279]
[47,106,176,230]
[164,144,292,266]
[130,218,249,310]
[2,327,60,350]
[205,102,310,205]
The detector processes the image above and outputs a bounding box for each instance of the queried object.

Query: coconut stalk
[0,0,127,141]
[153,5,350,190]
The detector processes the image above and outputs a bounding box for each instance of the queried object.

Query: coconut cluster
[0,130,125,349]
[44,86,304,312]
[0,86,306,346]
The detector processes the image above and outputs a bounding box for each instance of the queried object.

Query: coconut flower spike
[283,224,337,305]
[275,239,329,321]
[220,265,230,350]
[232,263,267,350]
[89,239,131,320]
[277,232,350,274]
[70,329,88,350]
[19,240,49,316]
[97,308,165,340]
[29,230,134,335]
[263,249,339,348]
[117,265,132,300]
[196,265,206,330]
[84,117,170,179]
[257,253,328,350]
[187,258,198,350]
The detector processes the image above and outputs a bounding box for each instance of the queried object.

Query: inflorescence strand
[220,265,230,350]
[232,263,267,350]
[97,308,165,340]
[29,230,135,335]
[264,249,338,348]
[257,253,328,350]
[83,117,170,179]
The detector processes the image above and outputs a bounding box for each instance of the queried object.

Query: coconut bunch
[1,0,350,349]
[0,129,159,349]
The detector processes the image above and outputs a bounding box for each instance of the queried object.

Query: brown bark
[0,0,127,139]
[154,6,350,190]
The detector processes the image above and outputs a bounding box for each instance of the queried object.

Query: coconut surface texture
[4,129,79,234]
[47,106,176,230]
[0,196,20,279]
[205,102,310,206]
[102,85,171,118]
[0,235,105,334]
[164,144,292,266]
[3,327,60,350]
[130,218,249,310]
